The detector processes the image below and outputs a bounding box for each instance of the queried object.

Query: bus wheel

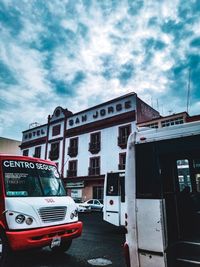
[0,231,10,266]
[51,240,72,253]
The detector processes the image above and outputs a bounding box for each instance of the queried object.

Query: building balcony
[88,167,100,176]
[88,142,101,154]
[49,150,59,161]
[67,147,78,157]
[67,170,77,177]
[118,164,125,170]
[117,137,127,149]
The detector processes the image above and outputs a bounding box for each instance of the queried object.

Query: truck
[0,154,82,266]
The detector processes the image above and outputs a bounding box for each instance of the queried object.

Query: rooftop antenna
[186,68,191,114]
[29,122,40,129]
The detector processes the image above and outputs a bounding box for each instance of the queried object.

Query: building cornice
[48,137,63,143]
[20,137,47,149]
[22,123,47,133]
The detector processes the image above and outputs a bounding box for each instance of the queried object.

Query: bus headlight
[15,214,25,224]
[26,217,33,225]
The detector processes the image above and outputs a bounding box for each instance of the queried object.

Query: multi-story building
[137,111,200,128]
[20,92,160,201]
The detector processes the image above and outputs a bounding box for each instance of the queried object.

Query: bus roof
[135,121,200,144]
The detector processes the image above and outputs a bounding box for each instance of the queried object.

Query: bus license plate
[50,236,61,248]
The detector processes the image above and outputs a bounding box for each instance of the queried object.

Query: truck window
[2,160,66,197]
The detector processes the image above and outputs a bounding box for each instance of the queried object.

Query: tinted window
[120,175,125,202]
[177,159,192,192]
[2,160,66,197]
[193,159,200,192]
[106,173,119,196]
[136,143,161,198]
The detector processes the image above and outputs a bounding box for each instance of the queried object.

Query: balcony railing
[67,170,77,177]
[117,136,128,149]
[88,167,100,176]
[88,142,101,154]
[49,150,59,161]
[118,164,125,170]
[67,147,78,157]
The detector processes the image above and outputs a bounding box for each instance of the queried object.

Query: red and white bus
[103,171,126,226]
[0,155,82,266]
[124,121,200,267]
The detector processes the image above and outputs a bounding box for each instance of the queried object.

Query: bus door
[119,173,126,226]
[104,172,124,226]
[161,153,200,267]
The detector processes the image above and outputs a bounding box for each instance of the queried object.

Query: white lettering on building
[68,100,132,127]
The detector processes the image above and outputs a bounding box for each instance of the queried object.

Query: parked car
[81,199,104,211]
[73,199,91,213]
[77,203,91,213]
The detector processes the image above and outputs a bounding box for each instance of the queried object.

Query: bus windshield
[2,160,66,197]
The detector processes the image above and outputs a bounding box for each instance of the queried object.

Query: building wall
[64,121,136,177]
[137,112,189,129]
[0,137,21,155]
[24,144,46,159]
[83,186,93,202]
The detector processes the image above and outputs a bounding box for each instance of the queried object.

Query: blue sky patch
[0,0,199,140]
[0,61,17,85]
[0,3,22,36]
[119,62,134,84]
[190,38,200,48]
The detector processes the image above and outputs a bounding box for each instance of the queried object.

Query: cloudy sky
[0,0,200,140]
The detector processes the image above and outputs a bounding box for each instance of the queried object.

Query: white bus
[103,171,126,226]
[124,121,200,267]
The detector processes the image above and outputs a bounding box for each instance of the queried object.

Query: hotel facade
[20,92,160,201]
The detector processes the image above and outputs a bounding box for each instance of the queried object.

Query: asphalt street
[8,212,126,267]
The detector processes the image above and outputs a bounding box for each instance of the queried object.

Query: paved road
[8,212,126,267]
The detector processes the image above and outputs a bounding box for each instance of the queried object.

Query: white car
[81,199,104,211]
[76,203,91,213]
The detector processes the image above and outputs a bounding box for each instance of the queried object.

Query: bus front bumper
[6,221,83,251]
